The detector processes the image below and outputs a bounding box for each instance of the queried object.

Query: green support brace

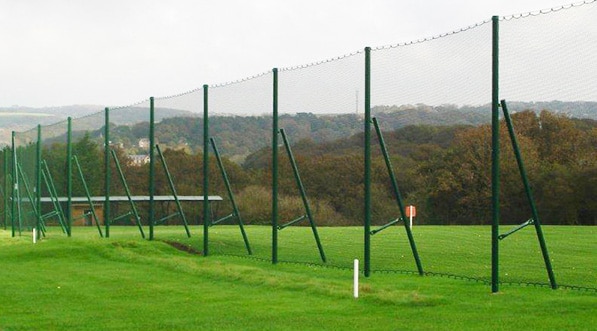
[209,137,252,255]
[110,149,145,238]
[272,68,279,264]
[73,155,104,237]
[372,117,423,275]
[155,144,191,238]
[279,128,326,263]
[41,160,68,233]
[370,218,401,236]
[498,218,534,240]
[491,15,500,293]
[500,100,557,289]
[364,47,372,277]
[16,163,42,233]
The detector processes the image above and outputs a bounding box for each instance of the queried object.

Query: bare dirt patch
[163,241,203,255]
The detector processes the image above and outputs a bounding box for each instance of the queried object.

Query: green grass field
[0,225,595,330]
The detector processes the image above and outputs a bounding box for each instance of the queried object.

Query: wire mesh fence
[2,1,596,290]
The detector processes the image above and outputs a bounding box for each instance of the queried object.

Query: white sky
[0,0,577,107]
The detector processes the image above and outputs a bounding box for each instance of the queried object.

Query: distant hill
[4,101,597,150]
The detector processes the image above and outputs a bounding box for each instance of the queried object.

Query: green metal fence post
[104,107,110,238]
[66,117,72,237]
[203,85,210,256]
[491,15,500,293]
[272,68,279,264]
[364,47,372,277]
[149,97,155,240]
[4,148,9,230]
[11,132,16,237]
[42,160,67,233]
[500,100,557,289]
[36,125,42,239]
[372,118,423,275]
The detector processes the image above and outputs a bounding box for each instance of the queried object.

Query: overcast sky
[0,0,576,108]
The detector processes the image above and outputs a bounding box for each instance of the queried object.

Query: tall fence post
[203,85,210,256]
[491,15,500,293]
[149,97,155,240]
[36,125,42,239]
[272,68,279,264]
[11,131,16,237]
[66,117,72,237]
[3,148,8,230]
[104,107,111,238]
[364,47,372,277]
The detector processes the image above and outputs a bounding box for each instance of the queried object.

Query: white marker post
[406,205,416,230]
[353,259,359,298]
[32,228,37,244]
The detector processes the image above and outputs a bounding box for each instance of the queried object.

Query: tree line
[2,110,595,227]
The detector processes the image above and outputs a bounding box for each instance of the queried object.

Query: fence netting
[3,1,595,290]
[497,1,597,289]
[152,90,203,235]
[205,72,273,256]
[13,129,38,235]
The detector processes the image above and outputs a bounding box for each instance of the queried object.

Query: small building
[128,154,150,166]
[138,138,150,149]
[71,203,105,226]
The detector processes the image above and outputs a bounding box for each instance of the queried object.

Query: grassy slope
[0,226,595,331]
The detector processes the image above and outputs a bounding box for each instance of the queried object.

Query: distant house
[129,154,150,166]
[138,138,150,149]
[108,141,124,149]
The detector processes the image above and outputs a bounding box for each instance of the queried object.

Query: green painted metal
[370,218,401,236]
[278,214,306,230]
[4,149,9,230]
[210,213,234,226]
[498,218,534,240]
[149,97,155,240]
[11,131,17,237]
[272,68,279,264]
[210,137,252,255]
[279,128,326,263]
[104,107,111,238]
[73,155,104,237]
[491,16,500,293]
[36,125,42,239]
[372,117,423,275]
[16,163,43,233]
[66,117,72,237]
[41,160,68,233]
[0,183,4,230]
[155,144,191,238]
[364,47,371,277]
[203,84,209,256]
[110,149,145,238]
[500,100,557,289]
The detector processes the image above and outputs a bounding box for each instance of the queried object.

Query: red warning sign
[406,205,416,218]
